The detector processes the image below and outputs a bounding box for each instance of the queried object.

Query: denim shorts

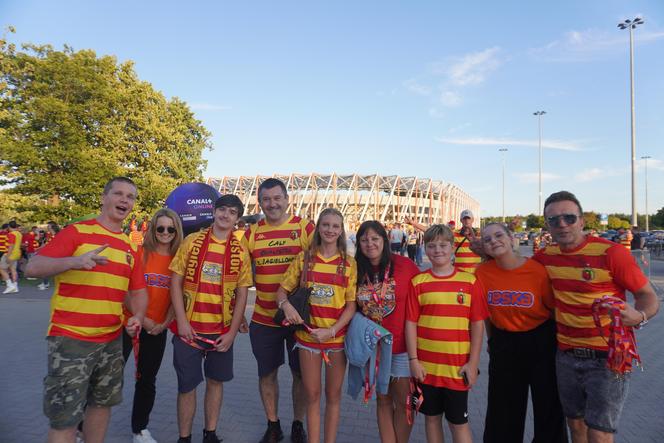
[556,350,630,433]
[390,352,411,378]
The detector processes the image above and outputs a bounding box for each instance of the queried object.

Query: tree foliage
[0,29,211,224]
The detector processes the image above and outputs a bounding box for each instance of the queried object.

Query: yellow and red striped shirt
[407,269,488,390]
[38,219,146,343]
[170,232,253,334]
[281,251,357,350]
[453,230,481,274]
[243,216,315,326]
[534,236,648,351]
[0,229,8,253]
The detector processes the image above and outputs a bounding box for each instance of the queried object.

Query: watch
[637,310,648,329]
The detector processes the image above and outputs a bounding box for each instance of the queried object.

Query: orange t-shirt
[475,258,554,332]
[142,249,174,324]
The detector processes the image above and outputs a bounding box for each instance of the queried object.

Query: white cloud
[436,136,584,152]
[404,47,504,110]
[403,78,431,96]
[530,27,664,62]
[574,167,624,182]
[638,157,664,171]
[190,103,232,111]
[515,172,563,184]
[439,91,462,107]
[448,122,471,134]
[444,47,502,86]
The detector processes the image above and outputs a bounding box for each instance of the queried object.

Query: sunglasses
[546,214,579,227]
[156,226,176,234]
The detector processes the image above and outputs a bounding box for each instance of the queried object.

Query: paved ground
[1,247,663,442]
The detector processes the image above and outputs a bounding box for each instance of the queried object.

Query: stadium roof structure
[207,173,480,227]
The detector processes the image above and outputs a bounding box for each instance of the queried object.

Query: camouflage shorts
[43,335,124,429]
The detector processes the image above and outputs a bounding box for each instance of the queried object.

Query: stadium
[206,173,480,227]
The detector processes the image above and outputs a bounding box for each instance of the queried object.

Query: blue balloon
[165,182,221,236]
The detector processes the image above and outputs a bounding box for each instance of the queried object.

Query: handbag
[273,251,312,330]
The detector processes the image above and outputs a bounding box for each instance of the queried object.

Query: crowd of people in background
[2,177,660,443]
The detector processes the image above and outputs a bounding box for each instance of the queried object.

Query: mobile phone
[462,371,469,386]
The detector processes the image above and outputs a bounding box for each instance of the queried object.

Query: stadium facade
[207,173,480,227]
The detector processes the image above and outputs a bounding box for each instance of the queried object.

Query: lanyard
[591,295,641,375]
[179,330,219,354]
[365,264,390,312]
[131,326,141,380]
[406,378,423,425]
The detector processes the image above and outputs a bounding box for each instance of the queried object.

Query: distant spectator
[630,226,644,251]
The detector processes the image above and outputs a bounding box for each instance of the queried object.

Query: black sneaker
[203,430,222,443]
[177,437,192,443]
[259,421,284,443]
[290,420,306,443]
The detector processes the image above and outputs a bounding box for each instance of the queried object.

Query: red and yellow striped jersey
[170,232,253,334]
[6,230,23,260]
[281,251,357,350]
[406,269,488,390]
[534,236,648,351]
[453,231,481,274]
[243,216,315,326]
[23,231,39,253]
[38,219,146,343]
[0,229,7,253]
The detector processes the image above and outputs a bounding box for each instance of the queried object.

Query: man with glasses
[534,191,659,443]
[243,178,314,443]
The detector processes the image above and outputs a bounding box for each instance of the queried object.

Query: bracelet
[330,326,336,338]
[408,356,418,361]
[277,299,288,309]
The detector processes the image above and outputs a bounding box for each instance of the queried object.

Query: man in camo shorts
[26,177,148,443]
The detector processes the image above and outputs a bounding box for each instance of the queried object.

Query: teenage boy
[405,224,488,443]
[170,194,253,443]
[243,178,314,443]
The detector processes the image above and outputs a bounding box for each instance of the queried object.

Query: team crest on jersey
[582,266,594,281]
[311,284,334,305]
[457,291,465,305]
[290,230,299,240]
[203,263,222,278]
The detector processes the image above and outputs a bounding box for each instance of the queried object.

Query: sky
[2,0,663,218]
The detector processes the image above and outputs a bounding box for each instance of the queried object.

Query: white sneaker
[133,429,157,443]
[38,283,50,290]
[2,284,18,294]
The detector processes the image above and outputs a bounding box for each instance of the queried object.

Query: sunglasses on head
[156,226,176,234]
[546,214,579,227]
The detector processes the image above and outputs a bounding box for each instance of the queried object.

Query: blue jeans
[556,350,630,433]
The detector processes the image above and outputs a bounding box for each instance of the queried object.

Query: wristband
[330,326,336,338]
[409,356,418,361]
[277,299,288,309]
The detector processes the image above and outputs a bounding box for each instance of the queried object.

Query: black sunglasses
[156,226,176,234]
[546,214,579,227]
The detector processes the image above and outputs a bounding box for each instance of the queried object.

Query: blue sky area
[2,1,663,218]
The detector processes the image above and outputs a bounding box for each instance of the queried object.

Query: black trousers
[483,319,567,443]
[122,328,168,434]
[407,245,417,261]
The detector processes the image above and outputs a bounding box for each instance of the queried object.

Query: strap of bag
[299,251,310,288]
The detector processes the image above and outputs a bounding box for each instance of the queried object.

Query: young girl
[276,208,357,443]
[123,208,183,443]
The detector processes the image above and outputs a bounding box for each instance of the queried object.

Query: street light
[641,155,651,231]
[618,16,644,226]
[533,110,546,215]
[499,148,508,222]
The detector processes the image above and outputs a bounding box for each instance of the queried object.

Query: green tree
[526,214,544,229]
[0,29,211,223]
[583,212,600,231]
[607,215,630,230]
[651,207,664,230]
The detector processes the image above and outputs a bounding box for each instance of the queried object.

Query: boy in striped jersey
[535,191,659,443]
[26,177,148,443]
[406,224,488,443]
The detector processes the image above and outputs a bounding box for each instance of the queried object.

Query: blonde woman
[276,208,357,443]
[123,208,183,443]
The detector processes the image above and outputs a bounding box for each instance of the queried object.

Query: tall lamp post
[618,17,644,227]
[641,155,651,231]
[499,148,508,222]
[533,111,546,215]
